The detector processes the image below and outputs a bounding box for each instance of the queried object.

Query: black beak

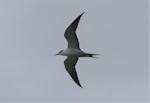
[54,54,58,56]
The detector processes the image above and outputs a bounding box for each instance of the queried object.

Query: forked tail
[85,53,101,58]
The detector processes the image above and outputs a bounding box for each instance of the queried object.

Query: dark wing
[64,12,85,49]
[64,56,82,88]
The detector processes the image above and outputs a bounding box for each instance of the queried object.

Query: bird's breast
[63,49,85,57]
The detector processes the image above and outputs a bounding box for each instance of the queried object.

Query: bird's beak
[54,54,58,56]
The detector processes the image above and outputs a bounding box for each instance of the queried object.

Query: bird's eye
[59,50,63,53]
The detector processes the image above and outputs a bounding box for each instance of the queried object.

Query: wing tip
[77,82,83,88]
[79,84,83,88]
[82,12,85,14]
[81,12,85,16]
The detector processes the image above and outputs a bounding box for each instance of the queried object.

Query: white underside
[60,48,86,57]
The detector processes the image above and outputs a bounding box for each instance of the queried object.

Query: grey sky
[0,0,149,102]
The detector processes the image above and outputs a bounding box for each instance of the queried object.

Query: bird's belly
[64,49,85,57]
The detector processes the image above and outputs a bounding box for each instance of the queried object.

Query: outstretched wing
[64,12,85,49]
[64,56,82,88]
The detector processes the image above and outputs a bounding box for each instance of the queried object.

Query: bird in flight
[55,12,99,88]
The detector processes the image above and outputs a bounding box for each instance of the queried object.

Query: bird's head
[54,50,64,56]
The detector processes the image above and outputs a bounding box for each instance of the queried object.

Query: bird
[55,12,99,88]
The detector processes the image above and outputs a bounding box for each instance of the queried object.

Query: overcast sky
[0,0,149,102]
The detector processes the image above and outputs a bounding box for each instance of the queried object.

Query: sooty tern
[55,12,100,88]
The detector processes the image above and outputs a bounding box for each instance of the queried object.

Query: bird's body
[61,48,85,57]
[58,48,95,57]
[58,49,84,56]
[55,12,99,88]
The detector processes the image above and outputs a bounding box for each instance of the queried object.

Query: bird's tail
[85,53,101,59]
